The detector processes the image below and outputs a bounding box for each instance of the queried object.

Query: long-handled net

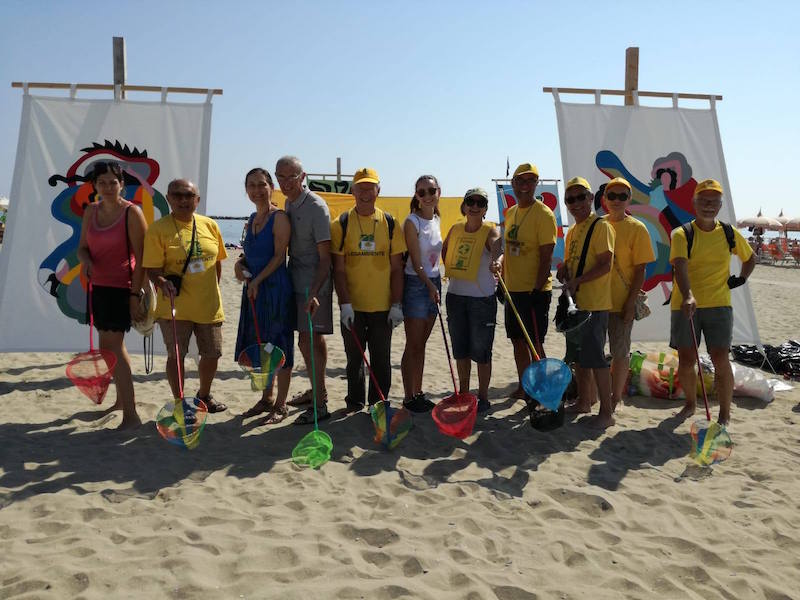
[237,294,286,391]
[431,304,477,439]
[155,292,208,449]
[688,318,733,466]
[292,289,333,468]
[497,276,572,411]
[66,282,117,405]
[348,327,412,450]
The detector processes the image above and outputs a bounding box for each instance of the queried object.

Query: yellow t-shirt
[142,213,227,323]
[606,215,655,312]
[502,201,557,292]
[669,221,753,309]
[444,221,493,281]
[330,207,407,312]
[564,215,615,311]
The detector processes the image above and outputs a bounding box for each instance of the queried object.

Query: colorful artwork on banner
[495,182,565,268]
[593,150,696,295]
[38,140,169,324]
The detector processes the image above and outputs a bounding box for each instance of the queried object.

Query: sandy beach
[1,263,799,600]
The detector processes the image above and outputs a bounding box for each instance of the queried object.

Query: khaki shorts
[295,290,333,334]
[158,319,223,359]
[608,312,634,359]
[669,307,733,350]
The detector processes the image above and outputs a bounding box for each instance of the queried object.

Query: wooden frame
[11,82,223,95]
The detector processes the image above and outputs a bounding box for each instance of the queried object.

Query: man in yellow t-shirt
[604,177,655,410]
[669,179,755,425]
[331,168,407,411]
[499,162,557,401]
[557,176,615,429]
[143,179,228,413]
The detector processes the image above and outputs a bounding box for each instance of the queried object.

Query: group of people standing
[76,158,753,432]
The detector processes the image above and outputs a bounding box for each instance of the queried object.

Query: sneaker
[476,398,491,414]
[403,392,435,413]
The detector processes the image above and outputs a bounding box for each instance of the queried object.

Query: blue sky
[1,0,798,222]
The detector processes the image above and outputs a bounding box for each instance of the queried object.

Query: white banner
[553,97,760,344]
[0,95,213,352]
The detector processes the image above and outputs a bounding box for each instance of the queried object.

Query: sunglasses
[416,187,438,197]
[464,196,488,208]
[606,191,630,201]
[565,193,588,205]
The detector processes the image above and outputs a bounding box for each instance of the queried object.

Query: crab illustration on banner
[38,140,169,324]
[495,182,565,269]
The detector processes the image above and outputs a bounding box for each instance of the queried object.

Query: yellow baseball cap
[694,179,723,196]
[513,162,539,178]
[565,176,592,192]
[604,177,632,193]
[353,167,380,185]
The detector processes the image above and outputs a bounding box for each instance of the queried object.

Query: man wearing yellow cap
[331,168,407,413]
[603,177,655,410]
[669,179,755,425]
[558,176,616,428]
[499,162,558,401]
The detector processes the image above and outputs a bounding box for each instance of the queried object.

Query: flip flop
[256,405,289,426]
[288,389,313,407]
[293,405,330,425]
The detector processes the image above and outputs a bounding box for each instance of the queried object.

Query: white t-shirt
[404,213,442,278]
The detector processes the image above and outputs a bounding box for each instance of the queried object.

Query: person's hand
[427,282,440,304]
[305,295,320,316]
[727,275,746,289]
[247,279,259,300]
[82,260,94,280]
[622,297,635,323]
[388,303,404,329]
[129,295,145,321]
[159,276,177,298]
[681,293,697,319]
[233,260,247,282]
[489,259,501,275]
[340,303,355,329]
[556,263,568,283]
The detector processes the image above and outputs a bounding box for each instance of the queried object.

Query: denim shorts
[403,274,441,319]
[446,292,497,363]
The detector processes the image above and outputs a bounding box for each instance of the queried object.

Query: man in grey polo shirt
[275,156,333,423]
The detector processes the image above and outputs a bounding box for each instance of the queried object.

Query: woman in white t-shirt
[400,175,443,412]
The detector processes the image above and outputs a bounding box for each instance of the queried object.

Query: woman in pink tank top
[77,162,148,429]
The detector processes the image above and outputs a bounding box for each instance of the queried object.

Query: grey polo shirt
[285,189,332,295]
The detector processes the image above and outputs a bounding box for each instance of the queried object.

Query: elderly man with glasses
[497,162,558,404]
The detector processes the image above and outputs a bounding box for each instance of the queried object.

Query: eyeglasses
[565,193,588,205]
[606,192,629,201]
[416,187,438,197]
[275,172,303,181]
[464,196,488,208]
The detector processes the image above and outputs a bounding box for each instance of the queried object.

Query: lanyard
[172,216,197,262]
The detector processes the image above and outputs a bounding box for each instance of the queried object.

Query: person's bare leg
[511,338,531,399]
[587,367,615,429]
[100,331,140,429]
[676,347,697,420]
[708,346,733,425]
[401,316,435,398]
[610,356,628,411]
[477,361,491,401]
[261,368,292,424]
[312,333,328,407]
[165,355,183,400]
[567,366,595,413]
[196,356,218,398]
[456,358,471,394]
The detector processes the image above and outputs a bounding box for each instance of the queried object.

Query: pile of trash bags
[731,341,800,381]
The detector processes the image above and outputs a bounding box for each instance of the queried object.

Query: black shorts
[505,290,551,343]
[89,285,131,333]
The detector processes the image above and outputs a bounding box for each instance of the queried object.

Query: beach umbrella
[431,305,478,439]
[775,210,791,226]
[784,216,800,232]
[736,209,783,230]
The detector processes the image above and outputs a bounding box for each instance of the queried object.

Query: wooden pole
[624,47,639,106]
[336,157,341,181]
[113,37,126,100]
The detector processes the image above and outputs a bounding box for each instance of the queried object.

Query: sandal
[288,389,313,407]
[197,394,227,414]
[242,397,273,419]
[293,405,330,425]
[257,404,289,426]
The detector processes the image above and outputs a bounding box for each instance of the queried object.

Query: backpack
[682,220,735,259]
[337,209,395,252]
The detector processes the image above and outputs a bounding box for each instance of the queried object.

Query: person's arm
[127,206,149,317]
[332,253,350,305]
[389,253,404,305]
[567,250,612,292]
[404,217,438,303]
[305,240,332,315]
[622,263,647,322]
[440,227,452,268]
[487,225,502,274]
[247,211,290,299]
[740,253,756,280]
[534,243,555,291]
[76,205,94,278]
[673,257,695,317]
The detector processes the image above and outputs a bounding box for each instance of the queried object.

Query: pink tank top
[86,201,135,288]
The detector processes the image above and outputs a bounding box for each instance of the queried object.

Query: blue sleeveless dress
[234,211,295,367]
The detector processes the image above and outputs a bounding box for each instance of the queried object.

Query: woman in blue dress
[234,168,295,424]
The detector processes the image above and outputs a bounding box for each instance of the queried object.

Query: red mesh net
[432,392,478,439]
[66,349,117,405]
